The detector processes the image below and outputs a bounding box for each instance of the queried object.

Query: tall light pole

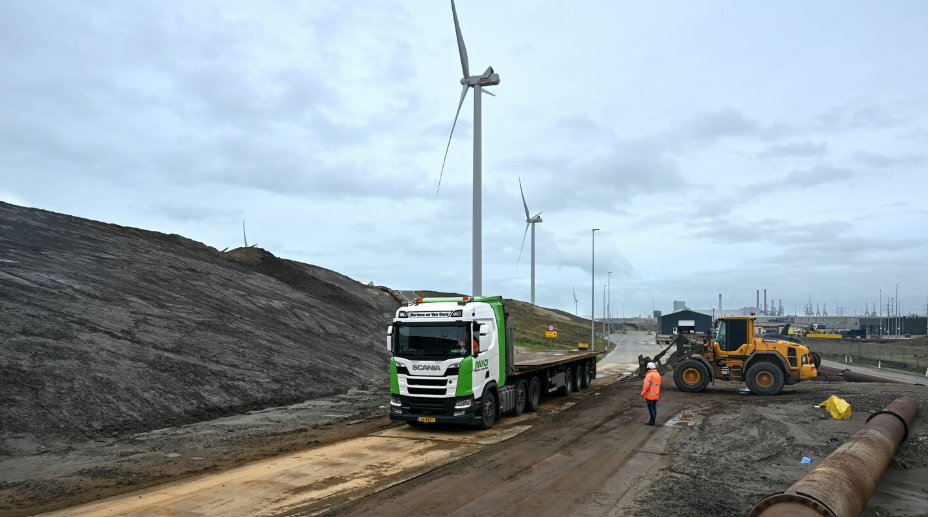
[603,284,607,341]
[591,228,599,350]
[879,289,882,340]
[895,283,899,337]
[607,271,613,334]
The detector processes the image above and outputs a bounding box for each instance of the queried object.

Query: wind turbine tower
[518,178,543,305]
[437,0,501,297]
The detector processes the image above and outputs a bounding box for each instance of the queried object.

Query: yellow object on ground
[819,395,852,420]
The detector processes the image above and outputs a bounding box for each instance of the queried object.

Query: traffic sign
[547,324,556,331]
[545,330,558,338]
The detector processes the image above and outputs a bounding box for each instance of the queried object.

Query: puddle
[664,408,704,428]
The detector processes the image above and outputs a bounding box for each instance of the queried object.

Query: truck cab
[387,296,514,428]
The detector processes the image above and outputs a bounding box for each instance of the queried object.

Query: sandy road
[36,373,689,517]
[323,376,689,517]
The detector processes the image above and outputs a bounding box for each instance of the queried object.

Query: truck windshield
[395,324,471,359]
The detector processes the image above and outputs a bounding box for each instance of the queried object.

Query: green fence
[806,340,928,372]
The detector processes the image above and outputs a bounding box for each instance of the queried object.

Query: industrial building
[658,309,712,335]
[794,316,927,337]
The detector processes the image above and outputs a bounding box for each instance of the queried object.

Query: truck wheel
[580,363,591,389]
[559,368,573,396]
[745,362,785,395]
[572,366,582,392]
[513,380,527,415]
[477,392,497,430]
[672,360,709,393]
[525,377,541,412]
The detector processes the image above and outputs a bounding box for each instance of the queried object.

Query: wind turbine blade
[437,84,469,195]
[517,222,530,267]
[533,212,542,219]
[481,89,496,96]
[450,0,470,78]
[519,177,530,220]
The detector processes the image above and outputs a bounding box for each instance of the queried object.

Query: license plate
[417,417,436,423]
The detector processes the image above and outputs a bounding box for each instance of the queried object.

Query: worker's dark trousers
[646,399,657,422]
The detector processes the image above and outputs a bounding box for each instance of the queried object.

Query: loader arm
[635,333,704,377]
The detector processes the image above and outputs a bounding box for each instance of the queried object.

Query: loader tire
[809,352,821,369]
[745,362,785,395]
[673,360,710,393]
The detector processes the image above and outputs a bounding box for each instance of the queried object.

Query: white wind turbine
[573,287,579,315]
[437,0,501,297]
[517,178,542,305]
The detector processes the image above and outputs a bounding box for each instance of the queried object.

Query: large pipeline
[815,365,907,384]
[748,397,917,517]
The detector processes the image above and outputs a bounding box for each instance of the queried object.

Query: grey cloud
[815,101,902,131]
[684,107,788,142]
[753,165,855,191]
[759,141,828,159]
[854,151,926,169]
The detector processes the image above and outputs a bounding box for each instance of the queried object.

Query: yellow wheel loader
[637,317,819,395]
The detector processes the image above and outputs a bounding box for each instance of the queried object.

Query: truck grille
[402,395,454,416]
[407,377,448,386]
[408,387,448,395]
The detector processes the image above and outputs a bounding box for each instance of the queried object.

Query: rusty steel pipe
[749,397,917,517]
[817,366,906,384]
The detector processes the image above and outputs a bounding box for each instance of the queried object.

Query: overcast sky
[2,1,926,318]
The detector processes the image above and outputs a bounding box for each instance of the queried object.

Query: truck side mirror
[386,325,393,352]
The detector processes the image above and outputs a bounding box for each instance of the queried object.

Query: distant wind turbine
[573,287,579,316]
[517,177,542,305]
[436,0,500,297]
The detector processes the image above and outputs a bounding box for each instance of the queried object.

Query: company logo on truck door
[412,364,441,371]
[473,358,489,372]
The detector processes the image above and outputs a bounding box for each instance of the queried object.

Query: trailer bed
[512,350,602,374]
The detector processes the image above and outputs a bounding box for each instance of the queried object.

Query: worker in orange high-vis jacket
[641,362,661,425]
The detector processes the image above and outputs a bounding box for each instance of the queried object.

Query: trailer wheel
[745,362,784,395]
[559,368,573,396]
[572,365,582,392]
[525,376,541,412]
[513,380,527,416]
[477,392,497,430]
[672,360,710,393]
[580,362,592,389]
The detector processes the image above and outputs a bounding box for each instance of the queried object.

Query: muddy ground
[323,379,928,517]
[0,384,394,517]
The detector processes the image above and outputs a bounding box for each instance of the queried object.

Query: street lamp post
[591,228,599,350]
[603,284,607,341]
[607,271,613,335]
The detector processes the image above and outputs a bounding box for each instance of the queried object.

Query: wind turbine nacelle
[463,73,500,87]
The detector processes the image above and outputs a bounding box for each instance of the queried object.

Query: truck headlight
[454,397,473,409]
[801,355,808,364]
[390,395,401,406]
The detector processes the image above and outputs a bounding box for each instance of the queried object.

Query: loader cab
[714,318,751,354]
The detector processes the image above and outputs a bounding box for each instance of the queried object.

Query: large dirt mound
[0,202,400,456]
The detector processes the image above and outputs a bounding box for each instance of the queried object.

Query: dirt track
[25,364,928,517]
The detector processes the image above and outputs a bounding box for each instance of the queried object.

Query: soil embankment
[0,201,400,455]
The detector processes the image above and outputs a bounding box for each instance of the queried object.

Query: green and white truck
[387,296,601,429]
